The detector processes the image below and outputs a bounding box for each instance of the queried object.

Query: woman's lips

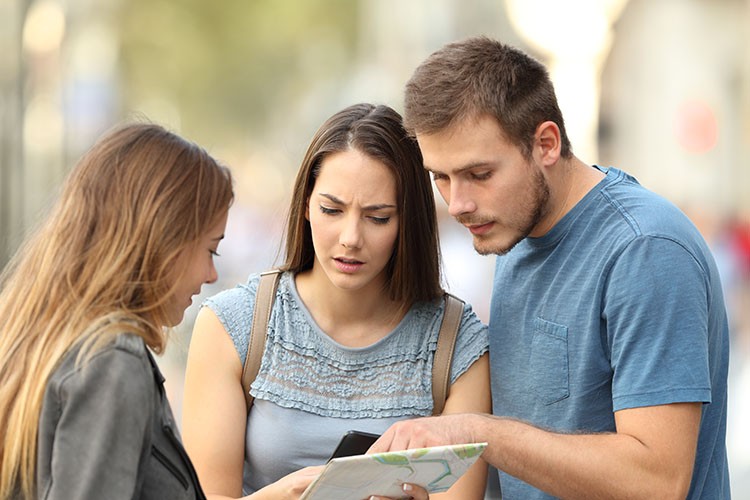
[334,257,364,273]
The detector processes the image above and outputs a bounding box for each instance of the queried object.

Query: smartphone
[328,430,381,460]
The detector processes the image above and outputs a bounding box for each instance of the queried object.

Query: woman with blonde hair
[0,123,234,499]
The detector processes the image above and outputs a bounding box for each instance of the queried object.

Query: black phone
[328,430,381,460]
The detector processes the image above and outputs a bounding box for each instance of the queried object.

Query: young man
[371,36,730,499]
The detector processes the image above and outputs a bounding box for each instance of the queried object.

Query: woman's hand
[256,466,324,500]
[366,483,430,500]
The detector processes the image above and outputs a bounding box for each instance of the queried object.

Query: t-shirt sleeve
[604,235,712,411]
[449,301,489,385]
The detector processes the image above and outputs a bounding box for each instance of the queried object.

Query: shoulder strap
[241,269,282,413]
[431,293,464,415]
[242,277,463,416]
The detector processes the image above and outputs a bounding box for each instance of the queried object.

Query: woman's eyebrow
[318,193,396,211]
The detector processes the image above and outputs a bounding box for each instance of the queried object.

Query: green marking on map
[454,443,486,459]
[373,453,410,465]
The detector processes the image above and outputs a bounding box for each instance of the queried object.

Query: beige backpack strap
[431,293,465,415]
[241,269,282,413]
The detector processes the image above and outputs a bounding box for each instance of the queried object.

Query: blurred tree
[118,0,358,145]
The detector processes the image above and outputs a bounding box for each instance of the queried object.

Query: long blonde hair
[0,122,234,498]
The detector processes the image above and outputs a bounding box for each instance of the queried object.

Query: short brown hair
[404,36,572,159]
[282,103,443,304]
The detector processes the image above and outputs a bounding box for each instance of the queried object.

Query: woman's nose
[339,216,363,249]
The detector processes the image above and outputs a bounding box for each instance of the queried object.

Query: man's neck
[534,156,606,237]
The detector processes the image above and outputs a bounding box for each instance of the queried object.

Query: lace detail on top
[204,272,488,419]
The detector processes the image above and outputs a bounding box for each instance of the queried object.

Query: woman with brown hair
[0,122,234,499]
[182,103,491,500]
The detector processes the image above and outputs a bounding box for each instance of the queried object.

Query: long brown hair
[281,103,443,305]
[404,35,573,160]
[0,122,234,498]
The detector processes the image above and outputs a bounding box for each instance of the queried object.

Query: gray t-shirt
[204,271,489,494]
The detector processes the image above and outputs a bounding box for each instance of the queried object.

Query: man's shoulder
[577,173,701,264]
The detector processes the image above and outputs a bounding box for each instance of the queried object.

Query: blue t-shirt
[205,271,489,494]
[489,167,730,499]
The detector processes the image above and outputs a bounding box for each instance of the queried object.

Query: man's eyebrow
[425,161,493,174]
[318,192,396,211]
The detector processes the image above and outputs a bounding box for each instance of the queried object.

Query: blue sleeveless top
[204,271,488,493]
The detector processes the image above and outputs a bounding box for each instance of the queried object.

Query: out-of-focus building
[600,0,749,216]
[0,0,26,267]
[1,0,121,268]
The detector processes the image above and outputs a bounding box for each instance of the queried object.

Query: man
[371,36,730,499]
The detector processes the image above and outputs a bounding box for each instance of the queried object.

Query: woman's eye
[210,249,221,257]
[319,206,339,215]
[369,216,390,225]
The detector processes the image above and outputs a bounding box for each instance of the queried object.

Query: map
[300,442,488,500]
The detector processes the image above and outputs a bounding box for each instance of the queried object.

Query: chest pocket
[529,317,570,405]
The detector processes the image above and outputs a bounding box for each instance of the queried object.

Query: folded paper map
[300,442,488,500]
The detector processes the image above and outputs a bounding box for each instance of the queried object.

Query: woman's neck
[293,267,406,348]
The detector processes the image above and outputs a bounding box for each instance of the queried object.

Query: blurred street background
[1,0,749,496]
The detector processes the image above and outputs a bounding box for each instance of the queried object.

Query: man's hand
[368,414,478,453]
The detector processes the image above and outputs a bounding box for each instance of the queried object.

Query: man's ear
[535,121,562,165]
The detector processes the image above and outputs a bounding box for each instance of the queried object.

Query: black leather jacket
[36,333,205,499]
